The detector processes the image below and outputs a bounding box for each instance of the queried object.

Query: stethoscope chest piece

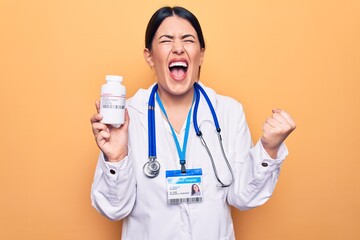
[143,159,160,178]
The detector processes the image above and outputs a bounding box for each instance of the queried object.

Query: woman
[90,6,295,240]
[191,184,201,196]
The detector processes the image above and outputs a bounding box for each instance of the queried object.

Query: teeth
[169,61,188,68]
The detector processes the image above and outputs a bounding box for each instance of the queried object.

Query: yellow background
[1,0,359,239]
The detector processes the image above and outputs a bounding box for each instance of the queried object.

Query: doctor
[90,6,296,240]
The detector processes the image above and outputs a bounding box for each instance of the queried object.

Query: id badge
[166,168,203,204]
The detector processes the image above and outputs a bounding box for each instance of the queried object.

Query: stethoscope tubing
[193,83,221,134]
[148,84,158,159]
[194,83,234,187]
[144,84,160,178]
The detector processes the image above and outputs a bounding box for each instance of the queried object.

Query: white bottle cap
[106,75,123,82]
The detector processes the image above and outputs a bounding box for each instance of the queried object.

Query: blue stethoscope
[143,82,234,188]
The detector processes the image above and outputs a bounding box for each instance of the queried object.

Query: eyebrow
[158,35,174,40]
[181,34,196,39]
[158,34,196,40]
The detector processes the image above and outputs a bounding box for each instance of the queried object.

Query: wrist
[261,140,279,159]
[103,152,128,162]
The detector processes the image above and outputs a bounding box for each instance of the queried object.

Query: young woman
[90,6,296,240]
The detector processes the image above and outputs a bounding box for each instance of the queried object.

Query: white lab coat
[91,83,288,240]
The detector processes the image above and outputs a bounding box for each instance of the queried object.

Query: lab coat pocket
[202,168,228,200]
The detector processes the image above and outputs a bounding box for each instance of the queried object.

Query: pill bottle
[100,75,126,127]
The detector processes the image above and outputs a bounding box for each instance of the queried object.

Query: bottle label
[100,93,125,109]
[100,93,126,125]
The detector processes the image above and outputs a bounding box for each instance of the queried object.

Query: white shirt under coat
[91,83,288,240]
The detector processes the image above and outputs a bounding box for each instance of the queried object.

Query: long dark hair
[145,6,205,51]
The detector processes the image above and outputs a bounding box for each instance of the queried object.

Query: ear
[143,48,154,67]
[199,48,205,66]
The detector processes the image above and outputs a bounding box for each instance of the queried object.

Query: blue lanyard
[156,92,195,173]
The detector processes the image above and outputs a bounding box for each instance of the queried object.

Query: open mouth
[168,60,188,80]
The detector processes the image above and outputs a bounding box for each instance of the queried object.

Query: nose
[172,39,184,54]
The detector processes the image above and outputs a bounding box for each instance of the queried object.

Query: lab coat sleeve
[227,103,288,210]
[91,151,136,221]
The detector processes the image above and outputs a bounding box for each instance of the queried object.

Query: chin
[167,78,195,95]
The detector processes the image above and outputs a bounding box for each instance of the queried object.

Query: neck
[157,86,194,110]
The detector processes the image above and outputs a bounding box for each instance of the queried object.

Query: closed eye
[159,35,174,43]
[181,34,196,43]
